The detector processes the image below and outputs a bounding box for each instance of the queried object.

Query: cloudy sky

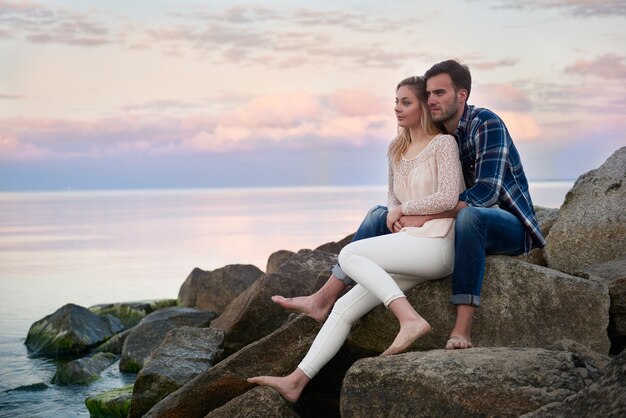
[1,0,624,191]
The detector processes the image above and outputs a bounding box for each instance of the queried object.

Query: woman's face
[394,85,422,129]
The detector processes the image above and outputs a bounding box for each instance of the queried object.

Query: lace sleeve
[402,135,462,215]
[387,157,401,210]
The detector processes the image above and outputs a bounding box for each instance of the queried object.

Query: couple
[248,59,546,402]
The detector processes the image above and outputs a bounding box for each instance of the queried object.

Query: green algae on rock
[85,384,133,418]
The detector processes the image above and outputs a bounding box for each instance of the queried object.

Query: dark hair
[424,59,472,100]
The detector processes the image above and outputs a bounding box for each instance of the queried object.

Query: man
[406,59,546,348]
[275,59,545,349]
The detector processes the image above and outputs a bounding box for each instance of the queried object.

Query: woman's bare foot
[247,370,310,403]
[381,318,431,356]
[271,295,332,323]
[445,334,473,350]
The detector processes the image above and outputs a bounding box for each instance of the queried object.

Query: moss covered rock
[26,303,124,357]
[85,384,133,418]
[51,352,118,385]
[90,299,178,329]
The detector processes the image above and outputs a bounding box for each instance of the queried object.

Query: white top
[387,134,464,238]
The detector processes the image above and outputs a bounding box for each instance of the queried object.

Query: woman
[248,76,464,402]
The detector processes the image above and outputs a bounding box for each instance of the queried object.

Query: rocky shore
[26,147,626,417]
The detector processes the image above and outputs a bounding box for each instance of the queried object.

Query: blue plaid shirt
[454,104,546,252]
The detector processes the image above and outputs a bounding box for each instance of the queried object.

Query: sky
[1,0,625,191]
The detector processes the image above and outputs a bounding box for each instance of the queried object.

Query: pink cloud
[472,84,533,112]
[564,54,626,79]
[327,90,387,117]
[498,112,541,141]
[473,58,518,70]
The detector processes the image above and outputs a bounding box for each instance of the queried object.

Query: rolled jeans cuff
[451,294,481,307]
[331,264,356,287]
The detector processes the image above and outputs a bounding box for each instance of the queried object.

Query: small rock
[85,384,133,418]
[52,352,117,385]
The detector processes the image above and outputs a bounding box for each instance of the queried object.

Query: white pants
[298,231,454,378]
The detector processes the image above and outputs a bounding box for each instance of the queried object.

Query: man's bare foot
[271,295,331,323]
[445,335,473,350]
[247,374,307,403]
[381,319,431,356]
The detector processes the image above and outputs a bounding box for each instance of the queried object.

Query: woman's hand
[386,206,404,232]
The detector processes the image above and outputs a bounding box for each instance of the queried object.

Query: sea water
[0,182,572,417]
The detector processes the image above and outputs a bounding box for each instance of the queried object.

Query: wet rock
[93,328,131,355]
[119,307,217,373]
[178,265,263,313]
[25,303,123,357]
[545,146,626,274]
[85,384,133,418]
[51,352,118,385]
[90,299,178,329]
[129,327,225,418]
[340,347,601,417]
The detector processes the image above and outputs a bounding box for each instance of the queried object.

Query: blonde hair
[388,76,440,162]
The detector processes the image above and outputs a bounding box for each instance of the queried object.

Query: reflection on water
[0,183,572,417]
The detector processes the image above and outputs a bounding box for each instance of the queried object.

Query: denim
[332,205,390,286]
[452,206,526,306]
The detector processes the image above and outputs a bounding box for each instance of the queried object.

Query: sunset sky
[1,0,625,190]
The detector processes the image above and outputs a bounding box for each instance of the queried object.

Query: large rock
[25,303,124,357]
[517,206,559,266]
[545,147,626,274]
[90,299,178,329]
[211,250,336,355]
[204,386,300,418]
[340,347,605,417]
[120,307,217,373]
[546,339,611,371]
[51,352,117,385]
[85,384,133,418]
[522,349,626,417]
[574,256,626,354]
[178,265,263,313]
[346,256,610,355]
[143,315,321,418]
[266,250,295,274]
[129,327,225,418]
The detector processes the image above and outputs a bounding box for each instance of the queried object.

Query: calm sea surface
[0,183,573,417]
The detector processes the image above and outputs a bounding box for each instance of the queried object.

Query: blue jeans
[452,207,526,307]
[332,205,390,286]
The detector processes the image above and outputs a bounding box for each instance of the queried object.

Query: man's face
[426,73,462,124]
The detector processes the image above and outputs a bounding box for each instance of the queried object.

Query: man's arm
[392,201,468,232]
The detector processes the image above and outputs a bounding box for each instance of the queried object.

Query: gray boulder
[204,386,300,418]
[25,303,124,357]
[346,256,610,355]
[90,299,178,329]
[143,315,321,418]
[517,206,559,266]
[522,349,626,417]
[545,146,626,274]
[129,327,225,418]
[120,307,217,373]
[574,256,626,354]
[340,347,605,417]
[266,250,295,274]
[51,352,117,385]
[211,250,336,355]
[178,265,263,313]
[546,339,611,371]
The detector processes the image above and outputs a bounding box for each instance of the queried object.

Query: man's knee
[366,205,387,222]
[455,206,485,233]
